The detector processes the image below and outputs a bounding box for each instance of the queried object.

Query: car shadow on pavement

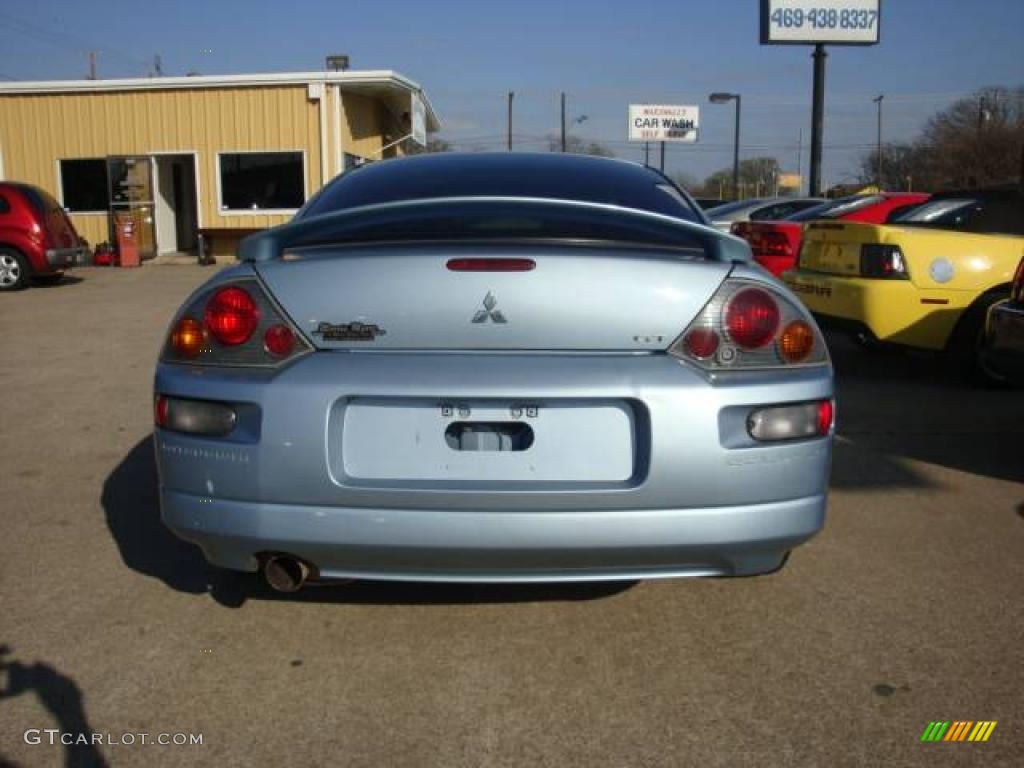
[826,333,1024,487]
[0,644,109,768]
[103,438,635,607]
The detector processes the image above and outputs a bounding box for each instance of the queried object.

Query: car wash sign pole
[760,0,881,195]
[628,105,699,172]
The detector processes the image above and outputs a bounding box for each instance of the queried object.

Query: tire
[945,289,1010,387]
[0,247,30,291]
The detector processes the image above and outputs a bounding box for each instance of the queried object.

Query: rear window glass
[300,155,701,223]
[787,195,883,222]
[17,185,63,215]
[890,196,1024,235]
[290,202,705,252]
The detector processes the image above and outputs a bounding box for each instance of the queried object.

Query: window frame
[56,157,110,215]
[215,150,308,216]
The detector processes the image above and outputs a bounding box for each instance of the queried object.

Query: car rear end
[730,220,802,276]
[154,157,833,586]
[12,184,89,274]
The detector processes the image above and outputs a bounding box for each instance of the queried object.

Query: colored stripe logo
[921,721,997,742]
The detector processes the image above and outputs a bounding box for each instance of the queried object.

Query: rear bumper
[161,488,825,581]
[155,352,832,582]
[45,246,88,269]
[985,300,1024,382]
[782,269,968,350]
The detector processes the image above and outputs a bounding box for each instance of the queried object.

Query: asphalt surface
[1,265,1021,767]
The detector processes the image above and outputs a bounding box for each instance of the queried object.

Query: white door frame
[148,150,202,254]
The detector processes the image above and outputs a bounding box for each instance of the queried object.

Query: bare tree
[858,86,1024,190]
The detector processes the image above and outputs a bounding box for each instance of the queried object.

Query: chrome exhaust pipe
[262,555,311,593]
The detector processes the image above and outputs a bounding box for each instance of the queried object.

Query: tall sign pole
[809,44,827,195]
[760,1,881,196]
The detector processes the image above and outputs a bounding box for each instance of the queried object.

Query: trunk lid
[257,243,731,351]
[798,221,894,276]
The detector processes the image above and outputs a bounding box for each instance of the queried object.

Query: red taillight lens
[683,328,720,358]
[447,258,536,272]
[817,399,834,435]
[263,324,295,357]
[725,288,780,349]
[204,286,260,345]
[751,230,792,257]
[154,395,169,427]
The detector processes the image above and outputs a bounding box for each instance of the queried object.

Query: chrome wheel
[0,252,22,288]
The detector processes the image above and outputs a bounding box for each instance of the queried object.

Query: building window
[218,152,304,211]
[59,159,108,212]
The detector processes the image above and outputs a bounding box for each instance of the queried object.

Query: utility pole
[809,44,827,196]
[88,51,98,80]
[659,141,665,172]
[873,94,884,189]
[644,142,649,166]
[560,92,566,152]
[796,128,803,194]
[507,91,514,151]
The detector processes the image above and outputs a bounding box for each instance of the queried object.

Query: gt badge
[312,321,387,341]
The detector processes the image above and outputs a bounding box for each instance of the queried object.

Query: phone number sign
[760,0,880,45]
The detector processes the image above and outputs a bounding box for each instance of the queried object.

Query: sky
[1,0,1022,190]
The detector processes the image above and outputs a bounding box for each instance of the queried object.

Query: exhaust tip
[262,555,311,593]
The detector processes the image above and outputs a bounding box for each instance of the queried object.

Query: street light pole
[709,92,741,200]
[560,92,566,153]
[873,94,884,189]
[507,91,514,151]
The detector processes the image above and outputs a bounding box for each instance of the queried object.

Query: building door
[107,156,157,260]
[153,154,198,255]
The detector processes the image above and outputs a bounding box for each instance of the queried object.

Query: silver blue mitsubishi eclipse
[154,153,833,592]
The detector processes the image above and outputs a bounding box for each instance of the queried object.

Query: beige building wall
[0,83,399,252]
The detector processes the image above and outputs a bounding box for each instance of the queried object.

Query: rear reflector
[446,258,536,272]
[747,400,832,442]
[155,395,236,437]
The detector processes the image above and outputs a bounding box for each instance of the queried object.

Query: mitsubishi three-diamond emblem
[472,291,507,324]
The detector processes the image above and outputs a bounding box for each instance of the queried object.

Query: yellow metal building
[0,70,439,259]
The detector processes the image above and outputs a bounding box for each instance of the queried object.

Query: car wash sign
[628,105,699,142]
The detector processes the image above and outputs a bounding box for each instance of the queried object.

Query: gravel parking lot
[1,265,1021,767]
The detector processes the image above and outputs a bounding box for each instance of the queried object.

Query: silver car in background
[154,153,833,591]
[705,196,824,232]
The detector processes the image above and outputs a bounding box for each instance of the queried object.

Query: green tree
[546,134,614,157]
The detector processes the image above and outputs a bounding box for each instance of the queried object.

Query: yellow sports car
[783,187,1024,384]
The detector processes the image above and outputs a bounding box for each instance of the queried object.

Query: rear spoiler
[238,196,752,264]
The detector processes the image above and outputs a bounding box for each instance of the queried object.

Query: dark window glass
[60,159,108,212]
[787,195,883,222]
[891,195,1024,235]
[301,153,700,222]
[15,184,63,215]
[219,152,304,210]
[292,202,706,253]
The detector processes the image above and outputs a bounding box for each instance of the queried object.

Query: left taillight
[162,279,311,367]
[859,244,908,279]
[670,278,829,370]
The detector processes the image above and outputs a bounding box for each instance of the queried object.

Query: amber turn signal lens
[778,320,814,362]
[171,316,206,358]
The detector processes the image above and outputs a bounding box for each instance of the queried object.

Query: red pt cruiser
[0,181,89,290]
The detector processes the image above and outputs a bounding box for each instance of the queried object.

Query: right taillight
[162,279,310,367]
[669,278,829,370]
[860,244,908,279]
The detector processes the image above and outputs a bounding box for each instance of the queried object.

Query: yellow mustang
[783,188,1024,384]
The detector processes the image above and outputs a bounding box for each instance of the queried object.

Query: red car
[0,181,89,290]
[731,192,929,276]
